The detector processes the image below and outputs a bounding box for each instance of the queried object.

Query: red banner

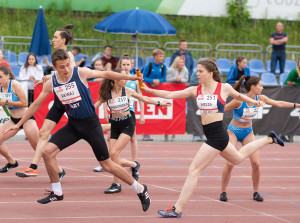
[34,82,186,134]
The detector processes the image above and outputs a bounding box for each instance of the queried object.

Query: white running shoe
[93,165,104,172]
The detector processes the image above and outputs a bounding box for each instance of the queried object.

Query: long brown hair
[24,53,39,69]
[0,65,15,80]
[233,75,261,92]
[197,59,221,82]
[56,24,74,45]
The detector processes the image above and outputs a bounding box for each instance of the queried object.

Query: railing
[215,43,264,61]
[265,45,300,62]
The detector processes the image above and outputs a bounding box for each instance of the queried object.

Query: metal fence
[265,45,300,62]
[111,40,160,61]
[163,42,213,61]
[215,43,264,61]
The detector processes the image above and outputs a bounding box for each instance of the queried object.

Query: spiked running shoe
[220,192,228,202]
[104,183,122,194]
[158,202,182,218]
[16,167,38,177]
[268,131,284,146]
[132,161,140,181]
[37,191,64,204]
[0,161,19,173]
[137,184,151,212]
[253,192,264,202]
[59,169,66,182]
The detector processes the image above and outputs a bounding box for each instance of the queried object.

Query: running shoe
[137,184,151,212]
[0,161,18,173]
[220,192,228,202]
[253,192,264,202]
[131,161,140,181]
[93,165,104,172]
[16,167,38,177]
[59,169,66,182]
[268,131,285,146]
[37,190,64,204]
[104,183,122,194]
[158,202,181,218]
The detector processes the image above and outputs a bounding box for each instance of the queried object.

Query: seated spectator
[284,58,300,86]
[89,59,104,82]
[226,56,250,84]
[100,46,118,71]
[19,53,43,105]
[0,49,11,69]
[166,56,189,83]
[71,46,86,67]
[143,49,166,87]
[130,58,136,75]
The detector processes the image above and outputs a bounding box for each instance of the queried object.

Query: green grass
[1,8,300,50]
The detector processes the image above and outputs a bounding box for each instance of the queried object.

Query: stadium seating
[145,56,154,65]
[74,54,91,67]
[91,52,104,64]
[249,59,267,73]
[18,52,29,66]
[10,65,21,79]
[261,72,278,85]
[279,72,289,85]
[250,72,260,77]
[164,57,171,67]
[284,60,297,73]
[4,51,18,66]
[216,58,231,73]
[266,60,280,74]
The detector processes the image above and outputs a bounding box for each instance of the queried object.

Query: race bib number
[53,81,82,105]
[197,94,218,113]
[0,92,12,101]
[240,107,259,121]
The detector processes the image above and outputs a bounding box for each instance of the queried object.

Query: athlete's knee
[100,159,113,172]
[109,150,119,161]
[42,146,57,160]
[187,164,201,178]
[39,127,51,140]
[251,161,260,170]
[225,162,234,170]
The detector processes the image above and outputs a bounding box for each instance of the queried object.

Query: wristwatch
[156,101,160,106]
[5,100,9,106]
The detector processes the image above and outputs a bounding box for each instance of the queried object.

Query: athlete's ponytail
[56,24,74,45]
[233,75,246,92]
[0,65,15,80]
[99,79,114,102]
[234,75,261,92]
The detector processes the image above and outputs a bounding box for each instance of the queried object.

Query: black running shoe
[104,183,122,194]
[0,161,18,173]
[137,184,151,212]
[132,161,140,181]
[158,204,182,218]
[59,169,66,182]
[253,192,264,202]
[268,131,284,146]
[220,192,228,202]
[37,191,64,204]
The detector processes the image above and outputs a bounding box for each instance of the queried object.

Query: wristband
[156,101,160,106]
[5,100,9,106]
[294,103,296,108]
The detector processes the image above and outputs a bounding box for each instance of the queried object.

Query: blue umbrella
[29,6,51,57]
[94,7,176,68]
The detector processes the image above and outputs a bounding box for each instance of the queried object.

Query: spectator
[100,46,118,71]
[143,49,166,87]
[93,58,104,71]
[19,53,43,105]
[166,56,189,83]
[71,46,86,67]
[0,49,11,69]
[226,56,250,84]
[284,58,300,86]
[170,40,194,77]
[130,58,136,75]
[270,22,288,74]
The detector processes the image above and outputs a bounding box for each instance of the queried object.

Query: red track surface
[0,142,299,223]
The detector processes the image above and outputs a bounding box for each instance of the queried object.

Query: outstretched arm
[224,99,241,112]
[259,95,300,108]
[128,88,171,107]
[141,85,196,99]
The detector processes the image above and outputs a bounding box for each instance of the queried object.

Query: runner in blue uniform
[220,75,300,202]
[4,49,151,212]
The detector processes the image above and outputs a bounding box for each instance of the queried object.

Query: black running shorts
[49,114,109,161]
[110,113,135,139]
[45,97,66,123]
[11,115,35,129]
[130,110,136,126]
[202,121,229,151]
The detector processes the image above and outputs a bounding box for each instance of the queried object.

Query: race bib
[240,107,259,122]
[0,92,13,101]
[197,94,218,113]
[53,81,82,105]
